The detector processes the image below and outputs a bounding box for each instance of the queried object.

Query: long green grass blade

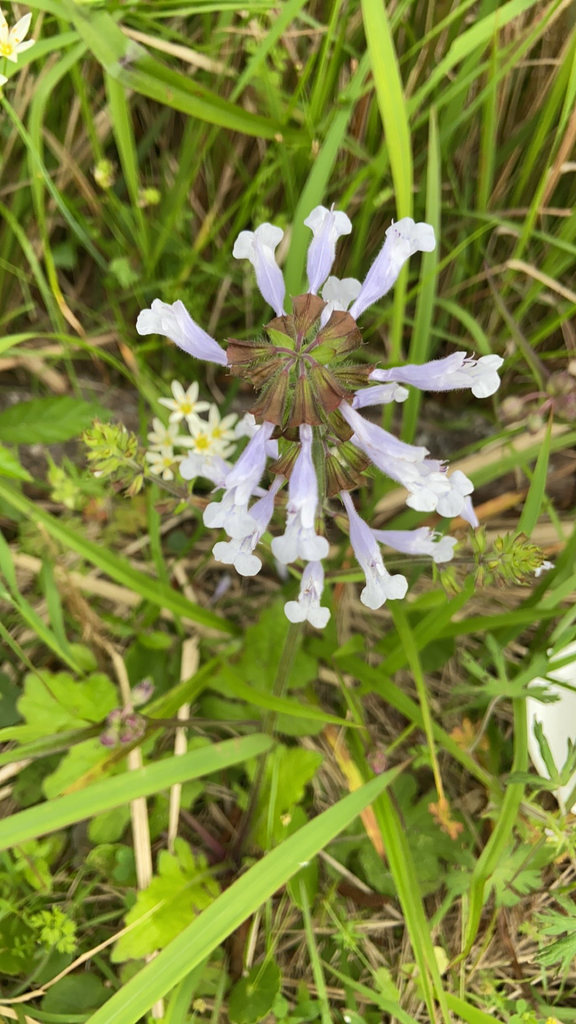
[85,771,401,1024]
[0,735,272,850]
[360,0,413,361]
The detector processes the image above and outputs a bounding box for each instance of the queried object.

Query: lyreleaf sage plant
[137,206,504,627]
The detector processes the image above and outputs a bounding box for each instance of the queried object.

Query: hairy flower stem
[232,621,303,861]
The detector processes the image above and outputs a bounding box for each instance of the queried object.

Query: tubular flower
[138,204,502,623]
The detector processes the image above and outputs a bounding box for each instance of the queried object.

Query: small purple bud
[132,678,154,706]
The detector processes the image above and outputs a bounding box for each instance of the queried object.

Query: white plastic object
[526,641,576,813]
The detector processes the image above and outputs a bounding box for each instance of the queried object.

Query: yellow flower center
[212,427,223,439]
[194,436,211,451]
[0,41,14,57]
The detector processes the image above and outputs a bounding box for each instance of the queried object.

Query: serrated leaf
[0,397,109,444]
[112,838,220,961]
[12,670,117,743]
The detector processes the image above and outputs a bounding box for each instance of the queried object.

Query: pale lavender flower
[320,276,362,328]
[180,451,230,486]
[340,401,428,464]
[284,561,330,628]
[203,421,274,538]
[304,205,352,294]
[372,527,457,564]
[352,382,409,409]
[137,300,227,366]
[322,276,361,311]
[138,199,497,627]
[370,351,504,399]
[234,412,278,459]
[349,218,436,321]
[213,476,284,577]
[461,495,479,528]
[271,424,329,564]
[341,492,407,610]
[233,224,285,315]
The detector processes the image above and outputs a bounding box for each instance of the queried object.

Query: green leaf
[8,670,117,744]
[112,838,220,962]
[0,397,108,444]
[42,974,108,1014]
[43,738,122,800]
[253,745,324,848]
[0,734,273,851]
[228,959,281,1024]
[235,601,317,692]
[84,770,401,1024]
[0,444,32,481]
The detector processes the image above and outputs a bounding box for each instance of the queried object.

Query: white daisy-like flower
[145,446,181,481]
[205,405,238,455]
[188,414,236,460]
[158,381,210,424]
[0,9,34,63]
[147,417,184,450]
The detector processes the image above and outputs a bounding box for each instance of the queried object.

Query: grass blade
[85,771,401,1024]
[0,735,273,850]
[360,0,413,360]
[401,106,440,442]
[0,481,236,634]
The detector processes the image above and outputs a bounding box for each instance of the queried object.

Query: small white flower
[234,412,278,459]
[158,381,211,424]
[145,446,181,481]
[284,561,331,629]
[352,382,409,408]
[147,417,183,449]
[180,452,230,486]
[350,218,436,321]
[322,276,361,311]
[0,73,7,86]
[304,205,352,294]
[204,422,275,538]
[341,492,407,610]
[373,527,457,564]
[0,9,34,64]
[186,418,233,458]
[534,560,554,578]
[212,477,283,577]
[271,424,329,565]
[371,351,504,399]
[205,405,238,455]
[233,223,286,316]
